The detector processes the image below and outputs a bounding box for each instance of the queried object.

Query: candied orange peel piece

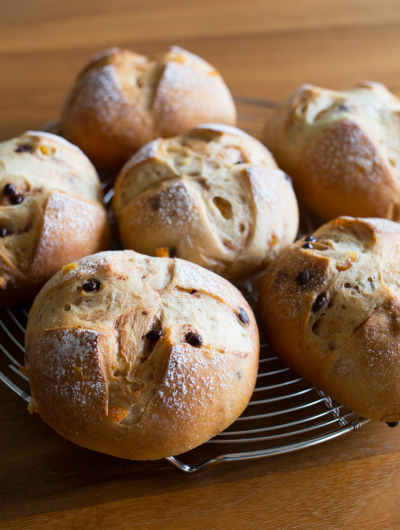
[270,235,278,247]
[336,251,357,271]
[156,247,170,258]
[40,145,56,156]
[63,262,78,274]
[107,405,129,423]
[171,53,186,64]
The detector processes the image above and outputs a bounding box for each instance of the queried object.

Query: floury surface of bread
[0,131,110,306]
[113,124,299,282]
[258,216,400,422]
[61,46,236,170]
[24,250,259,460]
[262,81,400,221]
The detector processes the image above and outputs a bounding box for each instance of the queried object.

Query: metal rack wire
[0,98,369,473]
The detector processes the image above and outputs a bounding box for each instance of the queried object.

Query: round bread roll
[0,131,110,306]
[258,216,400,422]
[61,46,236,170]
[112,124,299,282]
[261,81,400,221]
[24,250,259,460]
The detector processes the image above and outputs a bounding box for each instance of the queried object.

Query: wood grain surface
[2,1,400,528]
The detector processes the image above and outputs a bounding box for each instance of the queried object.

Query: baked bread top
[258,216,400,422]
[0,131,103,201]
[61,46,237,169]
[25,250,259,460]
[0,131,109,305]
[262,81,400,221]
[113,124,299,282]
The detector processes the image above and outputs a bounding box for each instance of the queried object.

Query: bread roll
[61,46,236,170]
[24,250,259,460]
[112,124,299,282]
[258,216,400,422]
[0,131,110,306]
[261,81,400,221]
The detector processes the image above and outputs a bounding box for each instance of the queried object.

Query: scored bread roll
[261,81,400,221]
[24,250,259,460]
[112,124,299,282]
[258,216,400,422]
[61,46,236,169]
[0,131,110,306]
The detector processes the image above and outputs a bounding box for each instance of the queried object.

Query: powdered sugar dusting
[158,343,233,416]
[160,181,198,226]
[73,65,126,128]
[243,166,298,255]
[40,193,104,245]
[357,306,400,391]
[363,334,400,372]
[32,192,108,272]
[61,250,116,280]
[156,61,193,94]
[245,167,285,210]
[35,329,106,412]
[153,62,229,120]
[306,119,385,190]
[129,181,200,228]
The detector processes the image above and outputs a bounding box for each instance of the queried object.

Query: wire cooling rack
[0,97,370,473]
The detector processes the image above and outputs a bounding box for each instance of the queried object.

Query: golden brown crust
[61,46,236,170]
[25,250,259,460]
[261,82,400,221]
[258,216,400,421]
[112,125,299,282]
[0,131,110,306]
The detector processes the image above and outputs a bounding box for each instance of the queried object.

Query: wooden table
[2,1,400,528]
